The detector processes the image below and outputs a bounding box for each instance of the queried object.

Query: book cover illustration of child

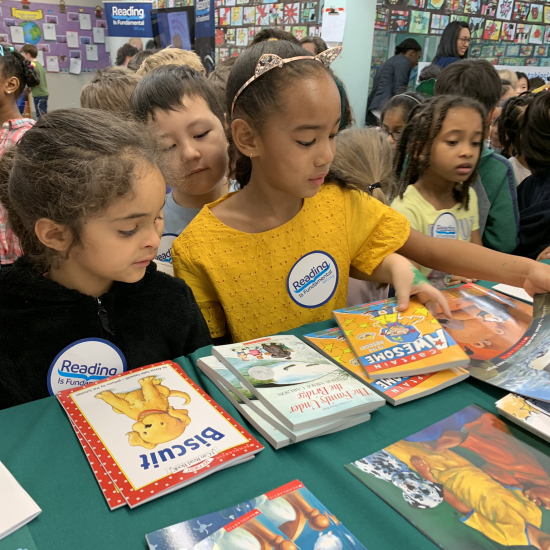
[347,404,550,549]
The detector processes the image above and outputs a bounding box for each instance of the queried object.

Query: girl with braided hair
[497,93,533,186]
[391,95,485,288]
[0,43,39,267]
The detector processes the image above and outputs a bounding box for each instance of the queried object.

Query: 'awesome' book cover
[57,361,263,508]
[304,327,469,405]
[333,298,469,379]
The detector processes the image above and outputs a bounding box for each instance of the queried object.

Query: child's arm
[470,230,483,246]
[350,253,452,317]
[399,229,550,296]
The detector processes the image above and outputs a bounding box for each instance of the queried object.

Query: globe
[20,21,41,44]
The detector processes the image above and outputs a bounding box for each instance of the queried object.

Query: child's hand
[392,261,452,318]
[524,261,550,296]
[445,275,478,286]
[537,246,550,262]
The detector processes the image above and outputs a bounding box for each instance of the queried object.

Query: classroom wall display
[371,0,550,89]
[104,1,153,38]
[0,0,109,72]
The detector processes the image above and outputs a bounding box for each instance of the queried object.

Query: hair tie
[267,38,278,41]
[368,183,382,191]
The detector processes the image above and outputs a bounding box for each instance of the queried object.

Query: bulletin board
[0,0,110,73]
[372,0,550,74]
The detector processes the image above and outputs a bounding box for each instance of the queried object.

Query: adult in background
[365,38,422,126]
[300,36,328,55]
[433,21,470,69]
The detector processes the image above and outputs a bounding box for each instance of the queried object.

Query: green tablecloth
[0,282,539,550]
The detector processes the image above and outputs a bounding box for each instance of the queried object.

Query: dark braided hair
[497,93,533,158]
[1,46,40,96]
[521,91,550,176]
[393,95,486,209]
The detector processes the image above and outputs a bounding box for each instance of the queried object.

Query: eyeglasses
[458,37,471,44]
[380,127,403,142]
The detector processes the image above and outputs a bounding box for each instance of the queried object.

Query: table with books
[2,282,550,550]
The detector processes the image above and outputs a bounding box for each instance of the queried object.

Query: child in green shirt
[20,44,48,117]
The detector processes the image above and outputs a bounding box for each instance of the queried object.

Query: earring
[6,91,11,94]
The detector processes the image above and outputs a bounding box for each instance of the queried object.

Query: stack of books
[57,361,263,509]
[198,334,385,449]
[304,297,470,405]
[146,479,368,550]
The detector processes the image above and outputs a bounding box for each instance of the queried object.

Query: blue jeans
[34,96,48,118]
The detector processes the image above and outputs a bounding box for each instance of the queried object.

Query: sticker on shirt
[47,338,127,395]
[286,251,339,309]
[430,213,473,241]
[156,233,178,266]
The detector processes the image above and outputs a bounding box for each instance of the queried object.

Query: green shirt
[31,61,48,98]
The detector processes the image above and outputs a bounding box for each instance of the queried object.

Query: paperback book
[333,298,469,379]
[496,393,550,444]
[212,335,385,431]
[440,285,550,402]
[198,355,373,445]
[57,361,263,508]
[146,480,368,550]
[346,404,550,550]
[304,327,470,405]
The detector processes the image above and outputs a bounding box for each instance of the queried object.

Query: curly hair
[115,43,138,66]
[0,109,163,272]
[1,45,39,95]
[393,95,486,209]
[497,93,533,158]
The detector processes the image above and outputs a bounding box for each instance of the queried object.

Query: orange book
[333,298,469,379]
[304,326,469,405]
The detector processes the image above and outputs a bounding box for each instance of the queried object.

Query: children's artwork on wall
[427,0,446,9]
[242,6,255,24]
[225,27,235,43]
[483,18,502,38]
[375,6,389,29]
[513,1,530,21]
[496,0,513,19]
[501,21,516,40]
[215,28,224,44]
[292,25,307,39]
[537,44,548,55]
[408,0,426,7]
[284,3,299,24]
[481,0,497,16]
[494,43,505,55]
[529,24,545,42]
[410,9,430,32]
[506,42,520,54]
[470,16,484,36]
[520,43,534,54]
[544,6,550,25]
[390,10,410,31]
[236,26,248,45]
[527,4,543,23]
[469,44,482,55]
[540,57,550,66]
[481,44,495,55]
[269,3,284,25]
[515,22,531,42]
[545,26,550,43]
[450,0,465,11]
[451,14,469,21]
[219,7,231,25]
[301,2,317,23]
[526,56,540,64]
[464,0,480,13]
[255,4,268,25]
[231,6,242,25]
[430,13,449,31]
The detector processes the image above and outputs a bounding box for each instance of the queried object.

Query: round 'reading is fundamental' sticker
[248,366,275,381]
[47,338,127,395]
[286,251,339,309]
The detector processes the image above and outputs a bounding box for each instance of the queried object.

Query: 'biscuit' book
[57,361,263,508]
[212,335,385,431]
[198,355,373,444]
[304,327,470,405]
[333,298,469,379]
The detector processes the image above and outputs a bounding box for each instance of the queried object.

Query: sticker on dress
[47,338,127,395]
[286,250,339,309]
